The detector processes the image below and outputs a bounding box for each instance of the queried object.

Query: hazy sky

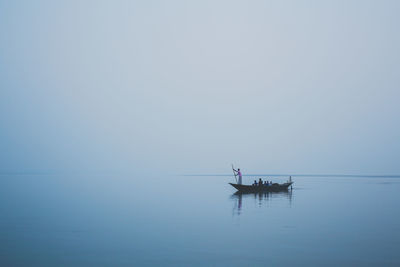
[1,0,399,175]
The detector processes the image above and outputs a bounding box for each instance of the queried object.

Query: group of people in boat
[233,168,275,186]
[252,178,273,187]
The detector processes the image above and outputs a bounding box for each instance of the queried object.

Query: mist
[1,0,399,175]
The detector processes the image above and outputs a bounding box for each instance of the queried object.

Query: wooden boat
[229,182,293,193]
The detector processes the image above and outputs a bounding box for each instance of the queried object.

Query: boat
[229,181,293,193]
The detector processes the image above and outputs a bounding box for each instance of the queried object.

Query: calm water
[1,174,400,266]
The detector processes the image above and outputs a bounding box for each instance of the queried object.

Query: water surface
[1,174,399,266]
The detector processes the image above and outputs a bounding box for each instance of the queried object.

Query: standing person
[233,168,242,185]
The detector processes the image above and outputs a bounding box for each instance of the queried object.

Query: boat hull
[229,182,293,193]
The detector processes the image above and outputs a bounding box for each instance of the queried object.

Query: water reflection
[231,190,293,215]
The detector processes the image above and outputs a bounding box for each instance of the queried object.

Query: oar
[232,164,238,183]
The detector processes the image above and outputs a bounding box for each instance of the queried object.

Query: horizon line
[182,174,400,178]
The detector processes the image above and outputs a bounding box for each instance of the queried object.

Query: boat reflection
[231,190,293,216]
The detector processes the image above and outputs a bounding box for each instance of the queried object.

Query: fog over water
[1,1,400,266]
[1,0,400,175]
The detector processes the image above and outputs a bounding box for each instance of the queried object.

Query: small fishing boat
[229,181,293,193]
[229,165,293,193]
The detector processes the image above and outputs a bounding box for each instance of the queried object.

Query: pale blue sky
[1,0,399,175]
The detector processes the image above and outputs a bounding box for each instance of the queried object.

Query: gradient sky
[1,0,399,175]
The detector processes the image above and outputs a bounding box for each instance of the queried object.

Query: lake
[1,174,400,266]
